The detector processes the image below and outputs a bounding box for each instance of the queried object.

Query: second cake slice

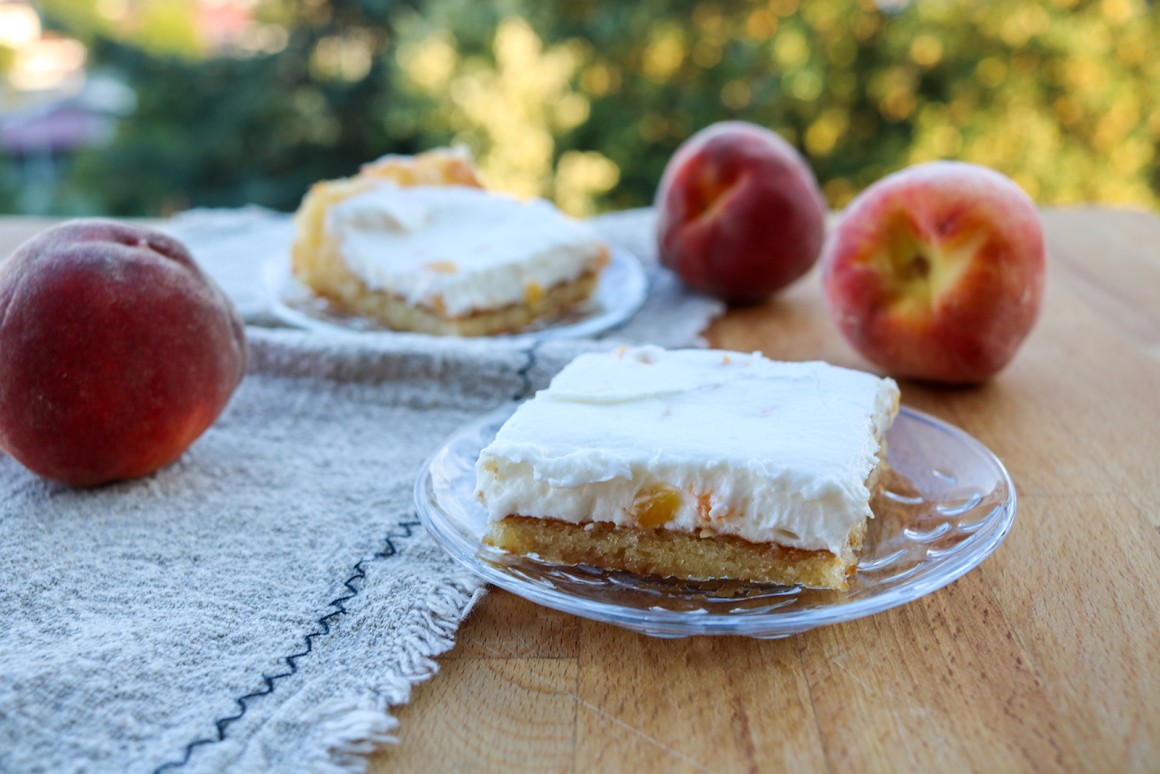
[291,148,610,336]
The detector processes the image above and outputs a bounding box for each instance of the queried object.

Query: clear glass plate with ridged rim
[416,403,1016,639]
[264,246,648,344]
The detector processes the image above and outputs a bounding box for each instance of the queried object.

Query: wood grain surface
[2,209,1156,773]
[374,207,1160,774]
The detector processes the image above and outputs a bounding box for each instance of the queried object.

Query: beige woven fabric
[0,209,722,773]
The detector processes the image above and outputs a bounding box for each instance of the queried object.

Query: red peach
[821,162,1046,384]
[655,121,827,303]
[0,219,247,486]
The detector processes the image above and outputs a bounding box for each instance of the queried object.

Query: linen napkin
[0,209,724,773]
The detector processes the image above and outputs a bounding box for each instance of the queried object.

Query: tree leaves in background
[26,0,1160,216]
[67,0,416,215]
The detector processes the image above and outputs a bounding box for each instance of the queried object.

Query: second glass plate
[416,403,1016,639]
[266,247,648,344]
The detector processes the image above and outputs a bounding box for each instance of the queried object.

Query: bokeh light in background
[0,0,1156,217]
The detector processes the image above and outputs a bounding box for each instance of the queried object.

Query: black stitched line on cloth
[154,519,423,773]
[512,339,543,402]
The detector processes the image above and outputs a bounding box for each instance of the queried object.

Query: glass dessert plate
[265,247,648,343]
[416,404,1016,639]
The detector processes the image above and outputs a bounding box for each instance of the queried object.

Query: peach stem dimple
[910,254,931,280]
[691,172,739,224]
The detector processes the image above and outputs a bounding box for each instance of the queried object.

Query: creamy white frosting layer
[475,347,901,555]
[326,183,605,316]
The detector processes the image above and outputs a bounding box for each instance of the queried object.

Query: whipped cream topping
[476,347,901,555]
[326,183,605,316]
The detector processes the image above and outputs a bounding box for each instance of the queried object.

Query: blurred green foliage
[0,36,15,213]
[0,165,16,212]
[18,0,1160,215]
[45,0,414,214]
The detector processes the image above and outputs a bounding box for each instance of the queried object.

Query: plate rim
[264,245,649,344]
[414,403,1017,638]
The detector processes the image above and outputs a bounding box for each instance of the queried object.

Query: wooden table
[3,210,1156,772]
[374,208,1160,773]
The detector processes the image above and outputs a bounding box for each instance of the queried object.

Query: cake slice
[475,346,901,590]
[291,147,609,336]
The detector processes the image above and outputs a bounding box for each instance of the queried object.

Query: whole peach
[821,162,1045,384]
[0,219,247,486]
[655,121,827,303]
